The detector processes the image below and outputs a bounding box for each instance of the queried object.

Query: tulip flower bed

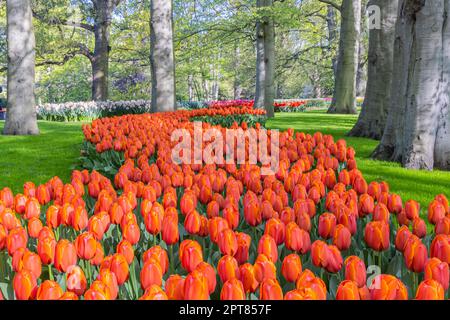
[0,108,449,301]
[207,100,308,112]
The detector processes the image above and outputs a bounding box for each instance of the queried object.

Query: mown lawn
[0,121,85,194]
[267,111,450,209]
[0,112,449,210]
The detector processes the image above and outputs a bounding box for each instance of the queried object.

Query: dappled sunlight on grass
[267,112,450,208]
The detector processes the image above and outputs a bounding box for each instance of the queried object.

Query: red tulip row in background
[0,107,449,300]
[207,100,307,110]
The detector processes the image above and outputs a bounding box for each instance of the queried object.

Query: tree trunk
[91,0,114,101]
[150,0,176,112]
[233,42,243,100]
[373,0,450,170]
[328,0,361,114]
[254,0,265,108]
[349,0,399,139]
[254,0,275,118]
[3,0,39,136]
[327,5,338,76]
[188,74,194,102]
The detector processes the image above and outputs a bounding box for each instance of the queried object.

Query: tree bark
[233,42,243,100]
[373,0,450,170]
[3,0,39,136]
[255,0,265,108]
[91,0,115,101]
[326,5,338,76]
[150,0,176,112]
[328,0,361,114]
[349,0,399,139]
[254,0,275,118]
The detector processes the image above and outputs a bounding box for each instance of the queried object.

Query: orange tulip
[344,256,366,288]
[180,239,204,273]
[218,228,238,256]
[54,239,77,273]
[75,232,97,260]
[335,280,361,300]
[259,278,283,300]
[36,280,64,300]
[117,239,135,265]
[405,200,420,220]
[122,220,140,245]
[12,249,42,279]
[90,241,104,266]
[143,202,164,235]
[415,279,445,300]
[223,206,240,230]
[373,203,390,223]
[333,224,351,251]
[217,255,240,283]
[27,217,43,239]
[184,270,209,300]
[369,274,408,300]
[165,274,185,300]
[143,246,169,274]
[430,234,450,264]
[257,234,278,263]
[140,285,168,300]
[24,198,40,220]
[13,269,37,300]
[281,254,302,283]
[208,217,229,244]
[412,218,427,238]
[254,253,277,283]
[264,218,285,245]
[14,194,27,214]
[220,278,246,300]
[140,258,163,290]
[72,206,88,231]
[318,213,336,239]
[0,223,6,251]
[243,199,262,227]
[364,221,390,251]
[59,291,79,300]
[285,222,303,252]
[97,268,119,300]
[88,215,105,241]
[6,227,28,256]
[395,225,412,252]
[435,216,450,235]
[206,200,220,218]
[195,261,217,294]
[66,265,87,296]
[424,257,449,291]
[162,213,179,245]
[428,200,446,225]
[109,253,129,285]
[234,231,251,264]
[239,263,259,293]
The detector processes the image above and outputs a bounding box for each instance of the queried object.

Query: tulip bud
[282,254,302,283]
[117,240,135,265]
[140,258,163,290]
[180,240,203,273]
[66,265,87,296]
[428,200,446,225]
[184,270,209,300]
[217,255,240,283]
[239,263,259,293]
[220,278,246,300]
[395,225,412,252]
[424,257,449,291]
[109,253,129,285]
[143,245,169,275]
[364,221,390,251]
[344,256,366,288]
[415,279,445,300]
[369,274,408,300]
[6,226,28,256]
[430,234,450,264]
[140,285,168,300]
[336,280,361,300]
[234,232,251,264]
[165,274,185,300]
[318,213,336,239]
[412,218,427,238]
[333,224,351,251]
[75,232,97,260]
[13,269,37,300]
[257,235,278,264]
[259,278,283,300]
[264,218,285,245]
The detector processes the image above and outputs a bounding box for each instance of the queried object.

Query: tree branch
[318,0,342,12]
[33,11,95,32]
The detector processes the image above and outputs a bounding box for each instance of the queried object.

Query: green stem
[378,251,382,274]
[48,264,54,281]
[169,245,175,274]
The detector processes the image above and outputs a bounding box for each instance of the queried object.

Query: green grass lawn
[0,121,85,194]
[0,112,449,210]
[267,112,450,209]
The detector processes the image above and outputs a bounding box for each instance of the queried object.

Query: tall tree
[321,0,361,114]
[33,0,122,101]
[150,0,176,112]
[349,0,398,139]
[3,0,39,135]
[373,0,450,170]
[254,0,275,118]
